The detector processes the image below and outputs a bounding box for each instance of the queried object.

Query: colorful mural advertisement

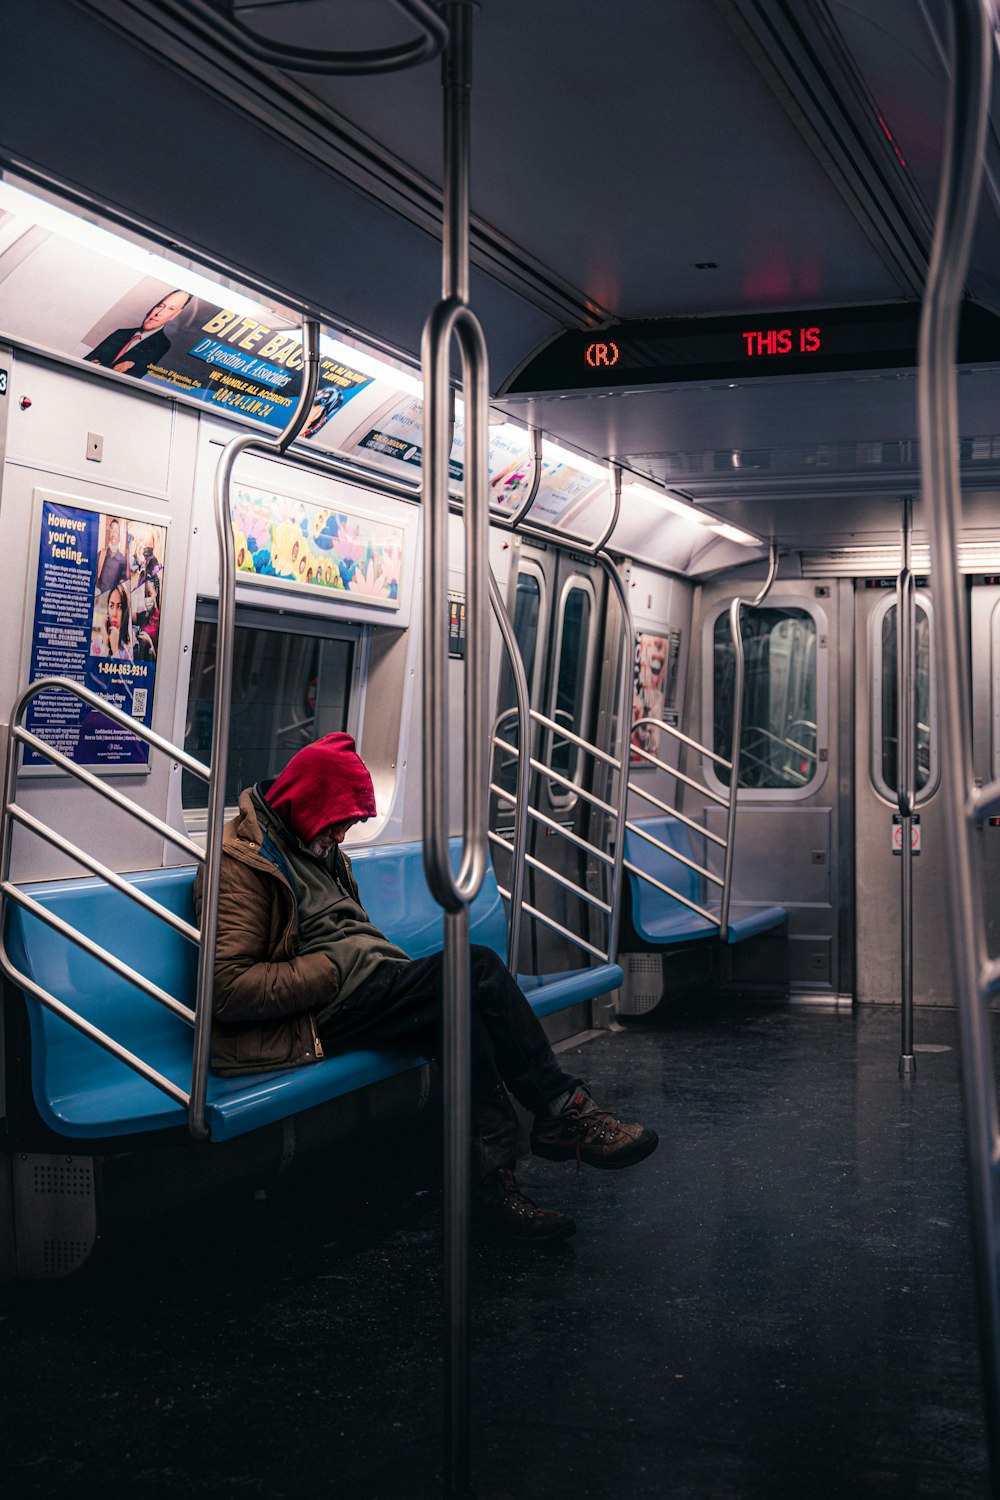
[230,485,404,607]
[24,492,167,768]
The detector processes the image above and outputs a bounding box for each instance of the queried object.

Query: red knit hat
[264,732,376,844]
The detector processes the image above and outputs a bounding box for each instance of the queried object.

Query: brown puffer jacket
[193,789,335,1075]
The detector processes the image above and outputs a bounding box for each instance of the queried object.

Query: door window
[548,578,595,808]
[712,606,820,791]
[871,593,937,803]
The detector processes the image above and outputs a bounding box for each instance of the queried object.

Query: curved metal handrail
[220,0,448,75]
[487,569,529,970]
[495,426,543,531]
[422,299,490,909]
[191,320,321,1141]
[719,542,779,934]
[896,497,917,1075]
[918,0,1000,1478]
[596,550,636,967]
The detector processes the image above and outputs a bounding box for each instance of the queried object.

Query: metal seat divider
[626,781,728,849]
[488,777,616,867]
[0,679,216,1107]
[623,821,724,891]
[916,0,1000,1482]
[630,742,731,808]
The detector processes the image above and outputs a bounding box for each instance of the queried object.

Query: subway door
[689,577,847,997]
[491,545,607,976]
[853,579,952,1005]
[971,577,1000,976]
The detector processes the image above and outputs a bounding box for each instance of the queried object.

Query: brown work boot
[531,1087,658,1170]
[472,1168,576,1243]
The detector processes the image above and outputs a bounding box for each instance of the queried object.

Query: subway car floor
[0,1000,992,1500]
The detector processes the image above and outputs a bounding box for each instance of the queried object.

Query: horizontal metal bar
[488,830,612,914]
[971,778,1000,822]
[488,780,517,805]
[629,742,731,808]
[518,901,610,962]
[7,805,201,945]
[626,781,728,849]
[624,820,724,889]
[2,883,195,1025]
[631,715,732,770]
[491,736,520,759]
[0,944,191,1107]
[523,804,616,866]
[12,727,205,862]
[622,860,721,927]
[528,709,622,769]
[526,755,619,816]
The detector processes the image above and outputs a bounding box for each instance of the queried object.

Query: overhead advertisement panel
[0,204,375,438]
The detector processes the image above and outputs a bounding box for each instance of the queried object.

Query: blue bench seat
[624,816,786,947]
[3,841,621,1144]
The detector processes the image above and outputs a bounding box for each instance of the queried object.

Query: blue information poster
[24,493,167,769]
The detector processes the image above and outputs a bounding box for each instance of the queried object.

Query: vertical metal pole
[443,12,468,1494]
[897,497,917,1075]
[422,8,485,1497]
[918,0,1000,1480]
[443,904,471,1497]
[191,322,319,1140]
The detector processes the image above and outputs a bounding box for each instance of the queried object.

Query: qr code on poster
[132,689,148,719]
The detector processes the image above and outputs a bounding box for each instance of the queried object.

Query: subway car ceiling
[4,0,1000,561]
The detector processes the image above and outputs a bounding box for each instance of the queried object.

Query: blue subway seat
[624,816,786,946]
[4,841,621,1143]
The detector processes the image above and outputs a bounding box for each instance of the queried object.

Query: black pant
[317,945,580,1179]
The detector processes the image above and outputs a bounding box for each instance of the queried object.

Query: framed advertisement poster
[22,489,169,771]
[631,630,681,765]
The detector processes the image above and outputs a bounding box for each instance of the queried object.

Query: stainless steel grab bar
[897,497,917,1075]
[918,0,1000,1482]
[217,0,447,74]
[487,572,529,971]
[194,320,320,1142]
[419,9,485,1494]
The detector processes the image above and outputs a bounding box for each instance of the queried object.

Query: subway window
[548,578,595,806]
[182,602,359,817]
[712,606,820,791]
[495,566,546,797]
[871,593,937,803]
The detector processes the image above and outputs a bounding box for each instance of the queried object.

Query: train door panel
[492,544,607,973]
[853,581,951,1005]
[691,578,843,995]
[971,579,1000,967]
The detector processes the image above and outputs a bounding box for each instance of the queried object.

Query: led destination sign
[503,302,1000,397]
